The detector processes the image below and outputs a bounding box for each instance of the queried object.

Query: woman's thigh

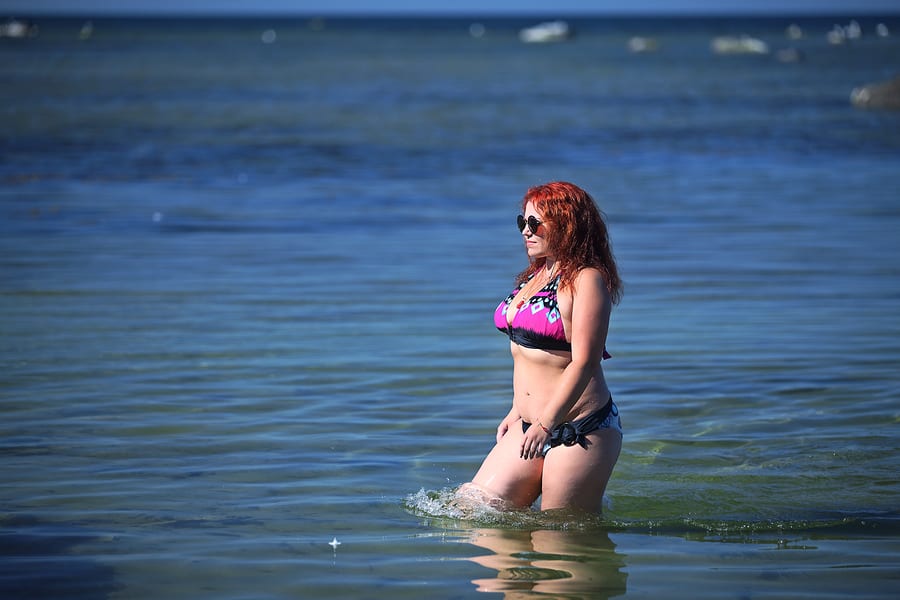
[467,419,544,508]
[540,429,622,512]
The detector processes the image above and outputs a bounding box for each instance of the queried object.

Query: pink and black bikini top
[493,273,611,358]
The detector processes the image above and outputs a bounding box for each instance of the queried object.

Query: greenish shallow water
[2,15,900,598]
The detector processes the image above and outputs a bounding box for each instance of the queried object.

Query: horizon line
[9,10,900,19]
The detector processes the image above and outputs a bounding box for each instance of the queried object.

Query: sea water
[1,15,899,598]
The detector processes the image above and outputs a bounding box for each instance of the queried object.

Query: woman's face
[521,201,551,261]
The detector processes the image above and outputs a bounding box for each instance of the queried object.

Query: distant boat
[786,24,804,40]
[78,21,93,41]
[775,47,804,63]
[628,36,658,53]
[0,18,39,39]
[827,25,846,45]
[519,21,571,44]
[710,35,769,55]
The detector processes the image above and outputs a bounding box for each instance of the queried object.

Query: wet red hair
[516,181,622,305]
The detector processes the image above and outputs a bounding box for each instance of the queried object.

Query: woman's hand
[520,423,551,460]
[496,420,509,444]
[496,412,518,444]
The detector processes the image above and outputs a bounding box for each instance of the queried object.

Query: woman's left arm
[539,268,611,429]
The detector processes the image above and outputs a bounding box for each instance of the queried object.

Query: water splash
[404,487,610,530]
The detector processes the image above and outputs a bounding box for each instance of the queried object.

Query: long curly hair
[516,181,622,305]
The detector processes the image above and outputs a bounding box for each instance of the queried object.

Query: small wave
[591,513,900,538]
[405,488,900,537]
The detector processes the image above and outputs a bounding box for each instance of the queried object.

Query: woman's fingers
[520,435,546,459]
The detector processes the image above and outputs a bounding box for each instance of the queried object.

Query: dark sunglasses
[516,214,543,233]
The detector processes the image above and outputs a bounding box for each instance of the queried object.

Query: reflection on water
[466,528,627,599]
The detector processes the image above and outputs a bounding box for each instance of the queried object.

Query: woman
[463,181,623,513]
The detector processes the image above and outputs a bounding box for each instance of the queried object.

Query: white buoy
[328,537,341,549]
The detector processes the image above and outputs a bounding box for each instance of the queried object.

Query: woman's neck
[543,259,557,276]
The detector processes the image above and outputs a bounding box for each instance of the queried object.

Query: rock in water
[851,76,900,111]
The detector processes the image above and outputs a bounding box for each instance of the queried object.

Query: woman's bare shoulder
[573,267,606,287]
[570,267,611,303]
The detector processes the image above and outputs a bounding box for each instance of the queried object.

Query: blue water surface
[2,15,899,599]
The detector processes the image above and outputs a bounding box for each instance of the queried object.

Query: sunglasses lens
[517,214,543,233]
[516,214,527,232]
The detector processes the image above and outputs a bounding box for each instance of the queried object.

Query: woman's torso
[510,345,609,424]
[494,273,610,423]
